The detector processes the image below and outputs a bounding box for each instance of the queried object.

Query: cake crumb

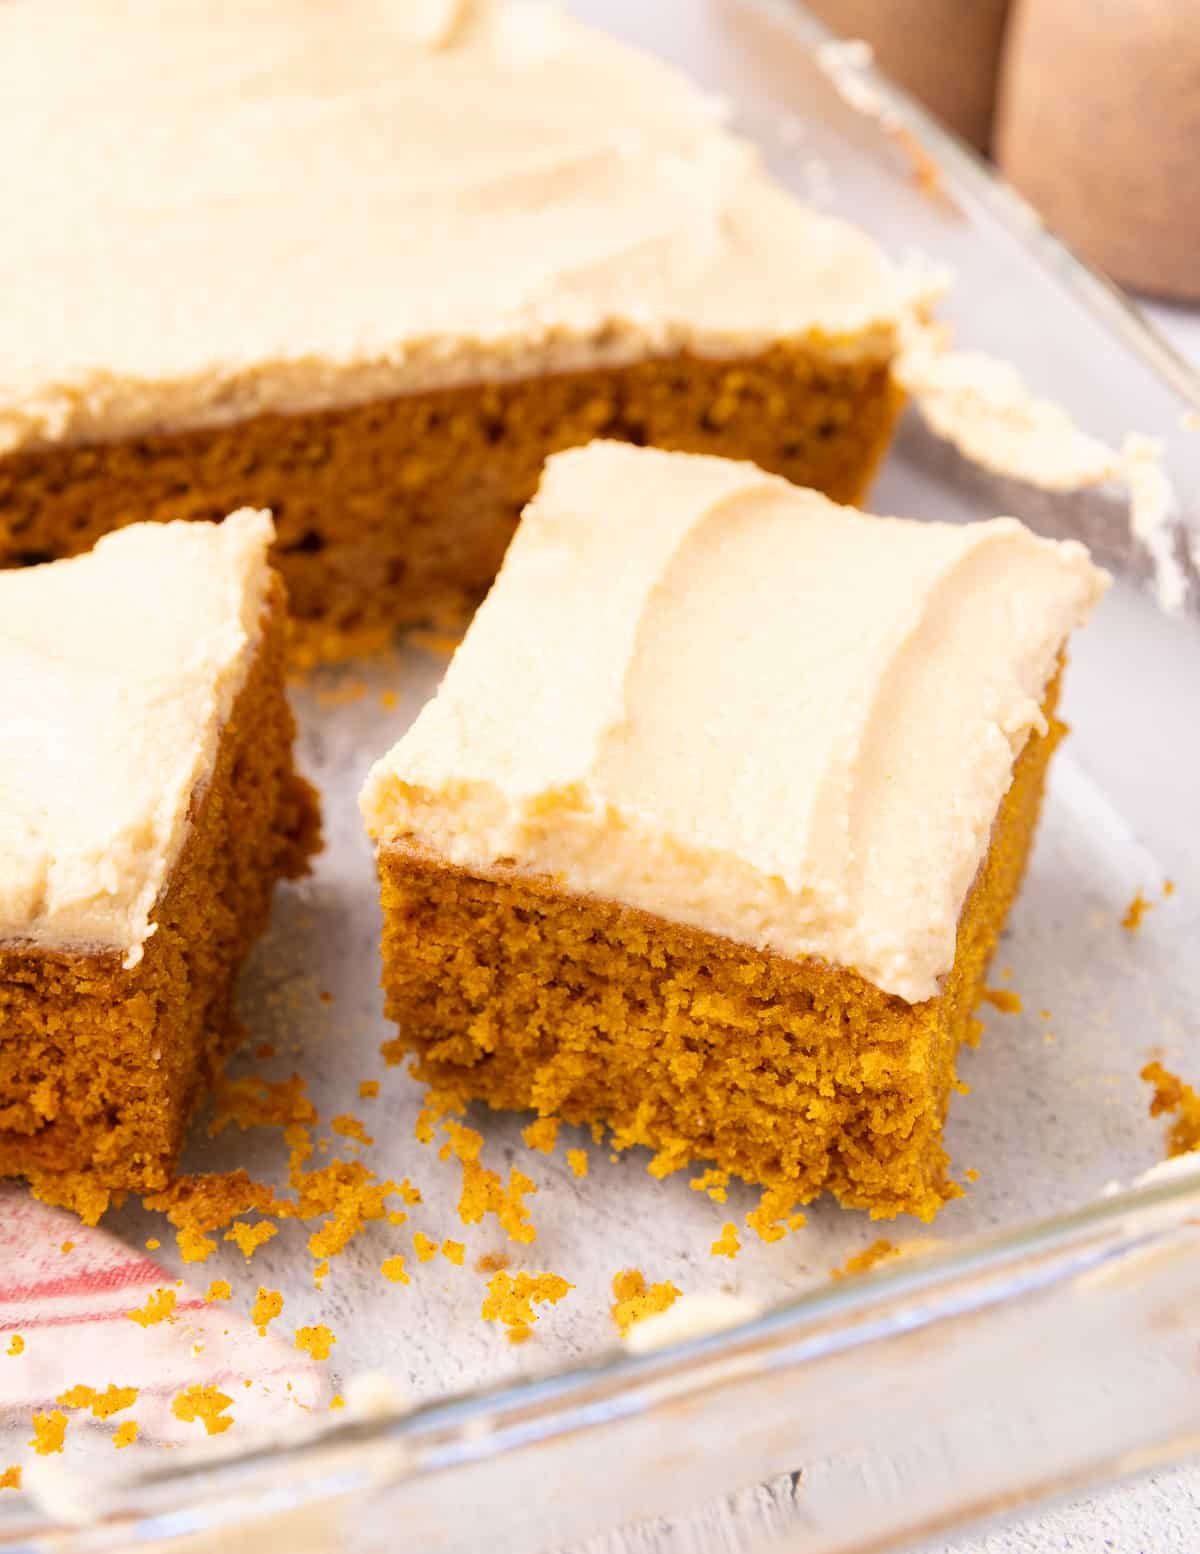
[710,1223,740,1259]
[225,1220,278,1260]
[689,1168,730,1204]
[60,1240,75,1254]
[981,987,1023,1014]
[206,1279,232,1302]
[476,1251,510,1274]
[312,1260,330,1288]
[255,1042,278,1060]
[965,1167,980,1183]
[610,1270,682,1337]
[1142,1060,1200,1157]
[831,1239,900,1280]
[251,1287,284,1336]
[145,1169,287,1232]
[319,990,335,1005]
[113,1421,138,1449]
[172,1385,233,1436]
[145,1238,161,1250]
[57,1385,138,1419]
[442,1239,466,1265]
[481,1271,572,1342]
[380,689,399,711]
[29,1411,67,1455]
[0,1467,21,1491]
[381,1255,410,1285]
[329,1395,346,1411]
[413,1232,438,1263]
[521,1117,559,1155]
[746,1187,805,1244]
[295,1325,336,1361]
[7,1335,24,1356]
[177,1226,218,1264]
[209,1072,317,1136]
[566,1149,589,1179]
[441,1121,537,1244]
[127,1287,177,1327]
[331,1114,374,1147]
[1164,879,1176,897]
[1122,891,1153,932]
[358,1080,380,1100]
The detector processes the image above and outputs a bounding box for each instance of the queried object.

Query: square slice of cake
[0,0,927,663]
[360,443,1108,1221]
[0,511,319,1222]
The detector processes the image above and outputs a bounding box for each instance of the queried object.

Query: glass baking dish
[3,1,1199,1550]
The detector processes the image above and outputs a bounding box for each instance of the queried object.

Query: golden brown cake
[0,512,319,1222]
[0,0,926,663]
[360,443,1108,1221]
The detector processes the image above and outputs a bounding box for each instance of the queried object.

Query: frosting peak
[361,444,1109,1001]
[1,0,923,455]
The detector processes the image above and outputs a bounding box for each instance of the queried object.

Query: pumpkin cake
[360,443,1108,1221]
[0,512,319,1223]
[0,0,930,665]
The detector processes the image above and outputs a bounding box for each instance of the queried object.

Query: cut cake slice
[0,511,319,1221]
[360,442,1108,1220]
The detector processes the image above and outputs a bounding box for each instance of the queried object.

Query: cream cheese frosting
[0,0,929,457]
[360,443,1109,1002]
[0,510,275,963]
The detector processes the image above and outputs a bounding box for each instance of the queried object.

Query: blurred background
[805,0,1200,311]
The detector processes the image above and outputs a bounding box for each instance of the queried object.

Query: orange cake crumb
[381,1255,409,1285]
[145,1238,161,1250]
[358,1080,380,1100]
[690,1168,731,1204]
[476,1251,510,1275]
[7,1335,24,1356]
[331,1114,374,1146]
[312,1260,330,1288]
[746,1187,805,1245]
[57,1384,138,1419]
[566,1149,589,1179]
[711,1223,740,1259]
[113,1422,138,1449]
[1164,879,1176,897]
[29,1411,67,1455]
[981,987,1023,1015]
[1142,1061,1200,1157]
[965,1167,980,1183]
[255,1042,278,1060]
[329,1395,346,1411]
[442,1239,466,1265]
[440,1120,537,1243]
[831,1239,900,1280]
[379,689,399,712]
[521,1117,560,1155]
[177,1227,218,1264]
[146,1170,288,1233]
[1122,891,1153,932]
[481,1271,572,1342]
[0,1467,21,1491]
[413,1232,438,1263]
[297,1159,405,1259]
[610,1270,681,1337]
[127,1288,177,1327]
[206,1280,233,1303]
[224,1220,279,1260]
[295,1325,336,1361]
[252,1287,284,1336]
[209,1073,317,1137]
[172,1385,234,1436]
[60,1240,75,1254]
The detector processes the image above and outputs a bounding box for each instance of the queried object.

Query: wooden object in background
[804,0,1012,151]
[996,0,1200,301]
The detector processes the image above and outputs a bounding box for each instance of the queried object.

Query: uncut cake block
[0,0,924,664]
[360,443,1108,1220]
[0,511,319,1222]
